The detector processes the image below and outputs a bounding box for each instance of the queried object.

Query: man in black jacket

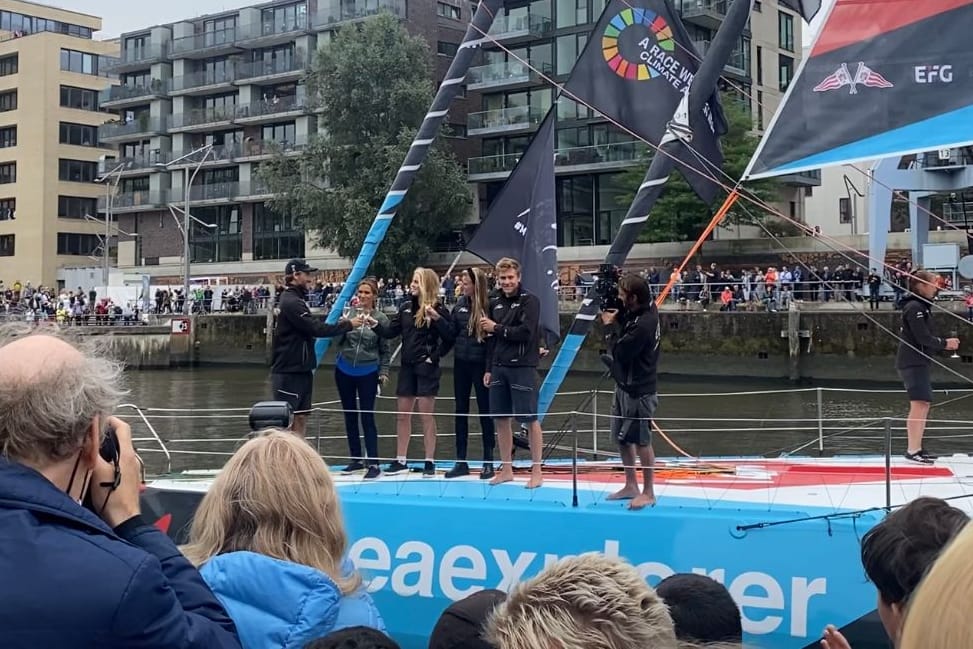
[601,274,660,510]
[271,259,361,436]
[481,258,544,488]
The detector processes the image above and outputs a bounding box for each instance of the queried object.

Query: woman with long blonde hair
[439,267,495,479]
[376,267,454,477]
[182,430,384,648]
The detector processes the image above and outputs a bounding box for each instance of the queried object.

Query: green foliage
[617,93,782,243]
[258,13,470,277]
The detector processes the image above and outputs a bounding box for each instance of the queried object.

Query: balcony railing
[113,151,173,172]
[172,68,237,92]
[235,94,307,119]
[922,149,973,169]
[468,141,644,175]
[99,190,168,210]
[107,42,169,71]
[677,0,727,20]
[168,143,240,166]
[170,182,240,202]
[99,79,171,105]
[171,27,240,56]
[314,0,407,29]
[239,15,310,41]
[235,56,307,81]
[236,179,272,198]
[468,105,545,134]
[98,116,168,140]
[489,13,553,40]
[170,106,237,129]
[467,61,551,89]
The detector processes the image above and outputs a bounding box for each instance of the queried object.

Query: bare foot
[629,494,657,510]
[526,470,543,489]
[490,470,514,486]
[607,487,640,501]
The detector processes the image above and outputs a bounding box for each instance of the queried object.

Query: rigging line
[463,19,966,324]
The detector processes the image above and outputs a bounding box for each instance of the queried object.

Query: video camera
[593,263,623,311]
[248,401,294,432]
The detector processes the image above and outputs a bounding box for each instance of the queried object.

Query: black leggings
[335,367,380,465]
[453,359,495,461]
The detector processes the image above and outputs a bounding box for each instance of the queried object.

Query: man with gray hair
[484,553,678,649]
[0,326,242,649]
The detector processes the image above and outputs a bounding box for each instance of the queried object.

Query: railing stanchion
[592,391,598,455]
[817,387,824,454]
[572,414,579,508]
[884,417,893,512]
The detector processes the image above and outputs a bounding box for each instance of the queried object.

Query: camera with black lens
[594,263,623,311]
[248,401,293,432]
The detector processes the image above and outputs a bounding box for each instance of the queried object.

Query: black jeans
[453,359,495,461]
[335,366,380,465]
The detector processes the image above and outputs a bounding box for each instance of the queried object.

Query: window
[262,121,296,144]
[0,198,13,221]
[754,0,761,11]
[0,10,92,38]
[839,197,852,223]
[0,90,15,112]
[556,0,589,27]
[59,122,97,147]
[437,41,459,57]
[778,11,794,52]
[57,232,101,256]
[0,162,15,184]
[0,126,15,148]
[437,2,461,19]
[253,202,305,260]
[60,85,98,111]
[0,234,12,256]
[756,46,762,85]
[757,90,764,130]
[58,159,98,183]
[556,33,588,75]
[190,205,242,263]
[60,48,100,75]
[779,54,794,91]
[0,54,17,76]
[260,2,308,32]
[58,195,97,219]
[447,123,467,137]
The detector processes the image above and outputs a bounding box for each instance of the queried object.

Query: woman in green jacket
[334,278,390,479]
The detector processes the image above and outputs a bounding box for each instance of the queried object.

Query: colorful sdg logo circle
[602,7,675,80]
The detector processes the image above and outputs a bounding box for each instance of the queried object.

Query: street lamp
[154,144,214,314]
[95,161,131,290]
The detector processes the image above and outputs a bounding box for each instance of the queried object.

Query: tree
[259,13,471,277]
[617,93,783,243]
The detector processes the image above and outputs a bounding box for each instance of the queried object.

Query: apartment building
[466,0,820,249]
[0,0,118,288]
[100,0,476,282]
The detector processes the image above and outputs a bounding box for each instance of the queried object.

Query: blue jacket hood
[200,551,384,649]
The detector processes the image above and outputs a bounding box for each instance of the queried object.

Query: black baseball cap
[428,589,506,649]
[284,259,318,275]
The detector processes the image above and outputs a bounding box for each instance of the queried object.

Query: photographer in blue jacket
[0,328,241,649]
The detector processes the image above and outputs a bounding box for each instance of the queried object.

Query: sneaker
[363,465,381,480]
[423,461,436,477]
[905,449,937,464]
[480,464,495,480]
[445,462,469,479]
[386,460,409,474]
[341,460,366,474]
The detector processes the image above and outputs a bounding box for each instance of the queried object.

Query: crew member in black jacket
[271,259,361,436]
[896,270,959,463]
[601,274,660,509]
[481,257,544,489]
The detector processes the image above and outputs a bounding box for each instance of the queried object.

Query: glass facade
[190,205,242,263]
[253,202,305,260]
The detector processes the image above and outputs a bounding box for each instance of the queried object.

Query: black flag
[561,0,726,203]
[778,0,823,22]
[466,109,560,345]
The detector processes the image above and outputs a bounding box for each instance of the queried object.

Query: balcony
[169,106,237,132]
[99,79,171,108]
[777,169,822,187]
[489,13,553,41]
[237,15,310,48]
[235,56,308,83]
[676,0,727,30]
[98,116,168,142]
[467,61,551,90]
[171,68,237,94]
[234,93,308,123]
[468,141,644,180]
[168,143,240,167]
[170,182,239,203]
[235,135,308,160]
[99,190,169,213]
[921,148,973,171]
[105,42,169,74]
[114,151,174,173]
[170,28,242,59]
[236,179,273,200]
[313,0,407,30]
[468,105,545,136]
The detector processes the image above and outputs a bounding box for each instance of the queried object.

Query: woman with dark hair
[440,267,495,479]
[896,270,960,463]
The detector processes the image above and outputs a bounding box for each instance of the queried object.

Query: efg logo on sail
[601,7,694,91]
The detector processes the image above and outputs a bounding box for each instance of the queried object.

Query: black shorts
[899,366,933,402]
[611,389,658,446]
[396,362,441,397]
[271,372,314,414]
[489,366,538,423]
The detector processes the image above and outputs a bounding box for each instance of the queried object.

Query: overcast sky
[57,0,835,40]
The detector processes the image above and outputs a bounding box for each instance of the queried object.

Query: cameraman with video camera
[599,271,661,510]
[0,328,241,649]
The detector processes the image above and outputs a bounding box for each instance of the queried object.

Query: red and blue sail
[745,0,973,180]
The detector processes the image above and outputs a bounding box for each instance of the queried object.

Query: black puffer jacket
[377,295,454,366]
[440,295,488,364]
[896,295,947,369]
